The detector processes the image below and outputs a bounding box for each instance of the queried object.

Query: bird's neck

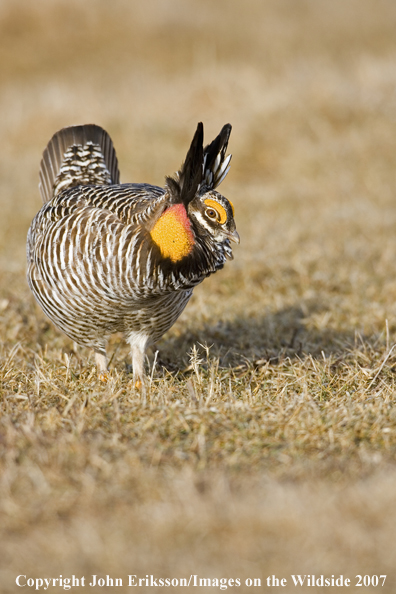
[150,204,194,263]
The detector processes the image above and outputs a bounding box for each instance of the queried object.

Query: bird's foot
[98,371,109,383]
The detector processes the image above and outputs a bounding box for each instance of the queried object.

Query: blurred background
[2,0,396,282]
[2,0,396,590]
[2,0,396,342]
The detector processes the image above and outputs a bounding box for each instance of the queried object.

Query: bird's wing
[47,182,167,227]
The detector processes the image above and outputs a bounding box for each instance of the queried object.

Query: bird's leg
[126,334,149,394]
[131,345,145,391]
[95,351,108,382]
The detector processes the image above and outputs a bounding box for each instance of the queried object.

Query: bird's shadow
[156,300,361,374]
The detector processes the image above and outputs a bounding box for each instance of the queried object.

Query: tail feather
[39,124,120,203]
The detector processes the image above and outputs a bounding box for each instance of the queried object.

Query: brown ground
[1,0,396,592]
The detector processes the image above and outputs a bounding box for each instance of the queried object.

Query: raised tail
[39,124,120,203]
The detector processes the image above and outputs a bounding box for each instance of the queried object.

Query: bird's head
[187,190,239,246]
[166,122,239,249]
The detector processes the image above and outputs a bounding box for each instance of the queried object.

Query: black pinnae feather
[204,124,231,171]
[178,122,204,206]
[202,123,232,192]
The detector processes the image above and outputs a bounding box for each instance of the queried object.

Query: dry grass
[2,0,396,591]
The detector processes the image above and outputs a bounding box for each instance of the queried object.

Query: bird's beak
[227,229,240,244]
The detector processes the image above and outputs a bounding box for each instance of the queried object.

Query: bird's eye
[205,207,220,221]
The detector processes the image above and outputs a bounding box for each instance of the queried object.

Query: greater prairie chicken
[27,122,239,386]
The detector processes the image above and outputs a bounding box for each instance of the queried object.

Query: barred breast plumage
[27,122,239,387]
